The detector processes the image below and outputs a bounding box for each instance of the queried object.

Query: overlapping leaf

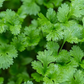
[0,9,22,35]
[23,81,33,84]
[38,13,64,41]
[0,44,17,69]
[46,8,57,23]
[70,0,84,18]
[64,20,83,43]
[56,50,71,64]
[24,25,40,46]
[46,41,59,53]
[68,70,84,84]
[57,3,69,22]
[11,33,28,52]
[70,46,84,63]
[21,0,40,15]
[32,50,56,75]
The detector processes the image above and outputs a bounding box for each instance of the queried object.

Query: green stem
[59,40,66,52]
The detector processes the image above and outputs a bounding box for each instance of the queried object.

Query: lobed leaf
[70,46,84,63]
[0,44,17,69]
[57,3,69,22]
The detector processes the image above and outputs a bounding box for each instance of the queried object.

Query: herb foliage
[0,0,84,84]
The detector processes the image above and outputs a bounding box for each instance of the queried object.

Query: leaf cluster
[0,0,84,84]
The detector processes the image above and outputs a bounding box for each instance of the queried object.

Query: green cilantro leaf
[35,0,44,5]
[49,0,63,7]
[21,0,40,15]
[32,50,56,75]
[38,13,49,26]
[44,63,76,84]
[46,23,64,41]
[24,26,40,46]
[11,33,28,52]
[57,3,69,22]
[37,50,56,68]
[38,13,64,41]
[46,41,59,54]
[23,81,33,84]
[16,72,29,84]
[69,70,84,84]
[0,44,17,69]
[56,50,70,64]
[32,61,44,75]
[46,8,57,23]
[70,0,84,18]
[0,9,22,35]
[64,20,82,43]
[31,73,43,82]
[70,46,84,63]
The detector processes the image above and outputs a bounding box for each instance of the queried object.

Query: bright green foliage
[23,81,33,84]
[32,61,44,75]
[24,19,40,46]
[31,73,43,82]
[46,8,57,23]
[70,46,84,63]
[38,13,49,27]
[57,3,69,22]
[0,0,5,8]
[32,50,56,75]
[63,20,82,43]
[56,50,70,64]
[20,0,40,16]
[80,60,84,69]
[24,26,40,46]
[0,9,22,35]
[44,0,63,8]
[31,1,84,82]
[32,62,76,84]
[1,0,84,84]
[68,70,84,84]
[0,43,17,69]
[11,33,28,52]
[49,0,63,7]
[70,0,84,18]
[16,72,29,84]
[35,0,44,5]
[38,13,64,41]
[45,41,59,53]
[55,70,84,84]
[46,23,64,41]
[32,42,79,83]
[37,50,56,68]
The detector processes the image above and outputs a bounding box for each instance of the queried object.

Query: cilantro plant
[0,0,84,84]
